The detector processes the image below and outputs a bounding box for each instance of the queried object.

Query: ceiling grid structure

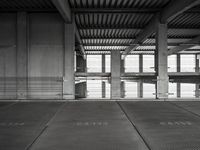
[0,0,200,55]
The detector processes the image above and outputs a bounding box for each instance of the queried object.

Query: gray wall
[0,13,65,99]
[0,13,17,99]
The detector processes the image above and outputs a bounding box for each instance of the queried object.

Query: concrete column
[111,51,121,99]
[101,54,106,98]
[195,54,199,72]
[155,23,169,99]
[17,12,28,99]
[120,57,125,98]
[139,54,143,73]
[102,54,105,73]
[137,81,143,98]
[121,59,125,73]
[121,81,125,98]
[102,81,106,98]
[63,21,75,99]
[138,54,143,98]
[195,54,199,97]
[177,54,181,98]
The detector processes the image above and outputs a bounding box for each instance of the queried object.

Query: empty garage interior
[2,0,200,150]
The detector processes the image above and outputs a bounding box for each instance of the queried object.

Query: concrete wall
[0,13,17,99]
[0,13,65,99]
[28,13,63,99]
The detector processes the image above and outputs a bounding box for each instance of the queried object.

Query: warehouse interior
[1,0,200,149]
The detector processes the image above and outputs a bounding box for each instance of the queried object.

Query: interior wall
[28,13,64,99]
[0,13,64,99]
[0,13,17,99]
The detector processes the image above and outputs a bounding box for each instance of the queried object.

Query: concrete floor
[1,101,200,150]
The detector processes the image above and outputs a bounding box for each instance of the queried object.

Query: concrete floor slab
[0,102,14,109]
[0,102,63,150]
[171,101,200,116]
[30,101,148,150]
[119,101,200,150]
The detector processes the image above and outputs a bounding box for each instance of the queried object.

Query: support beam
[122,15,159,59]
[52,0,86,59]
[122,0,200,58]
[155,23,169,99]
[51,0,71,23]
[160,0,200,23]
[75,25,86,59]
[168,36,200,55]
[111,51,121,99]
[17,12,28,99]
[76,55,86,72]
[63,22,75,99]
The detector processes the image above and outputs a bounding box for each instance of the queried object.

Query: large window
[124,81,138,98]
[168,82,177,98]
[181,83,195,98]
[105,55,111,73]
[168,55,177,72]
[125,55,139,72]
[87,80,102,98]
[180,54,195,72]
[105,81,110,98]
[143,55,155,72]
[87,55,102,72]
[143,83,155,98]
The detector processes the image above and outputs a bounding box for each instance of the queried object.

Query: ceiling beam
[75,25,86,59]
[52,0,86,59]
[72,8,159,13]
[168,35,200,55]
[51,0,71,23]
[72,8,200,14]
[122,0,200,59]
[82,38,193,41]
[83,43,199,47]
[160,0,200,23]
[78,27,200,31]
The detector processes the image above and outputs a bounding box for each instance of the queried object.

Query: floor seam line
[168,101,200,119]
[116,102,152,150]
[25,102,66,150]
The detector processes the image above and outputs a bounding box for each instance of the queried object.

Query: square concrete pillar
[111,51,121,99]
[63,21,75,99]
[195,54,200,97]
[120,59,125,73]
[17,12,28,99]
[121,81,125,98]
[177,54,181,98]
[101,54,106,98]
[138,54,143,98]
[155,23,169,99]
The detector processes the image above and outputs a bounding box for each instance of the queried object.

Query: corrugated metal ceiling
[0,0,199,54]
[0,0,55,9]
[69,0,171,8]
